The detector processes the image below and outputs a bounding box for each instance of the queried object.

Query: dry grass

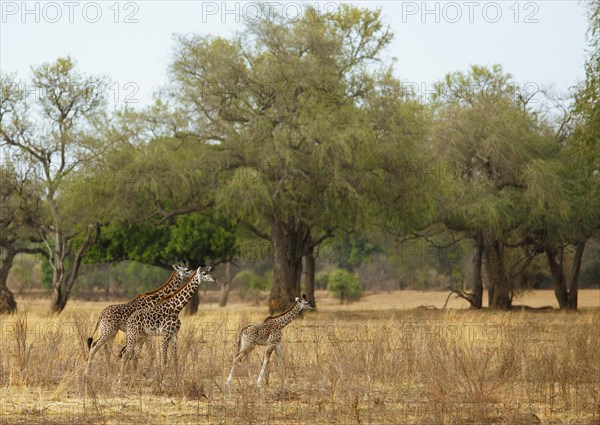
[1,291,599,424]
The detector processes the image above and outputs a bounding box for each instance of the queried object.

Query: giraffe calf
[227,296,313,388]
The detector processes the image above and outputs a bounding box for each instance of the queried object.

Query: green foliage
[326,269,362,302]
[87,211,237,269]
[70,262,173,299]
[330,234,382,271]
[572,0,600,169]
[233,270,271,304]
[40,258,53,289]
[315,271,331,289]
[165,213,238,264]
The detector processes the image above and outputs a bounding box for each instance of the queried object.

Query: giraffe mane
[158,271,197,302]
[264,299,298,322]
[134,269,178,299]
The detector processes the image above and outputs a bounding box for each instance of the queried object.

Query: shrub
[315,271,330,290]
[233,270,271,304]
[326,269,362,303]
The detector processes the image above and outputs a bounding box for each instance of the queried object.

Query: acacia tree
[170,5,396,313]
[522,146,599,309]
[522,1,600,309]
[431,65,555,310]
[0,59,106,313]
[73,101,239,312]
[0,161,46,313]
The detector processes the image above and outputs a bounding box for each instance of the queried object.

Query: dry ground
[0,290,599,424]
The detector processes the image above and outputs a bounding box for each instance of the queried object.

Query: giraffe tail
[87,319,100,350]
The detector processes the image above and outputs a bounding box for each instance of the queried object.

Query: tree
[326,269,362,303]
[233,269,271,305]
[86,211,237,313]
[0,59,106,313]
[522,1,600,309]
[0,161,46,313]
[170,5,396,313]
[431,65,555,310]
[73,97,239,310]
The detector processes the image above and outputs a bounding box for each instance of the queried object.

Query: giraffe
[118,265,216,382]
[226,296,313,388]
[85,264,192,374]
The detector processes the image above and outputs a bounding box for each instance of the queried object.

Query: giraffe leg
[246,351,252,383]
[171,321,181,383]
[226,345,254,385]
[171,334,179,384]
[119,329,143,383]
[85,322,118,375]
[274,343,285,390]
[158,333,172,382]
[257,345,274,387]
[103,337,117,372]
[131,337,146,374]
[118,347,132,384]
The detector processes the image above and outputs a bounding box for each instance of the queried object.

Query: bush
[315,271,330,290]
[233,270,271,304]
[326,269,362,303]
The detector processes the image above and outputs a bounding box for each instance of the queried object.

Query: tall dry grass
[0,299,598,424]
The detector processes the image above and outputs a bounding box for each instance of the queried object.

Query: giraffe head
[193,265,216,285]
[295,295,313,311]
[172,264,193,278]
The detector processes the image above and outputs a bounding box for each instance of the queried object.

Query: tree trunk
[545,242,584,310]
[49,225,100,314]
[486,240,511,310]
[268,220,305,314]
[105,265,111,301]
[218,261,232,307]
[471,232,484,309]
[50,233,68,314]
[0,248,17,314]
[566,241,585,309]
[302,249,316,307]
[545,244,568,308]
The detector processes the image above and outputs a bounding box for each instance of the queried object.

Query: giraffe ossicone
[226,295,313,388]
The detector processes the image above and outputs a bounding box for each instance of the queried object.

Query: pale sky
[0,1,590,107]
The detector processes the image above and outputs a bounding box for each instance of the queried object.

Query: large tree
[170,5,398,313]
[522,0,600,309]
[431,65,555,310]
[0,161,46,313]
[0,59,106,313]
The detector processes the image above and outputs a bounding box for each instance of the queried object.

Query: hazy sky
[1,1,590,107]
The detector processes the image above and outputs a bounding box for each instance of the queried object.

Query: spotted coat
[226,296,313,387]
[85,264,192,374]
[119,266,216,381]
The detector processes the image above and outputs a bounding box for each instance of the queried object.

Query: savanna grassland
[1,290,599,425]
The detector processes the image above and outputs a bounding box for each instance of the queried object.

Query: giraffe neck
[154,271,187,298]
[135,270,178,299]
[267,301,302,330]
[160,273,202,313]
